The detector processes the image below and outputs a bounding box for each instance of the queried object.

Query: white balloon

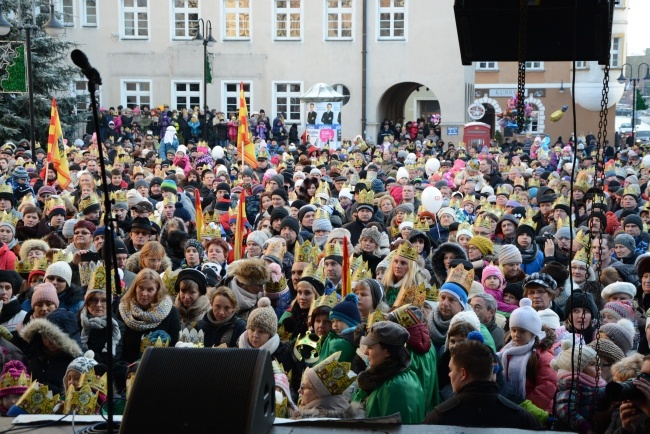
[643,155,650,168]
[425,158,440,176]
[421,186,443,214]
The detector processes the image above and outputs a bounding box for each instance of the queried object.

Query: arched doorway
[477,104,496,138]
[376,82,439,125]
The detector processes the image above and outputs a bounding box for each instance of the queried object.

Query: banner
[47,99,71,190]
[305,101,341,150]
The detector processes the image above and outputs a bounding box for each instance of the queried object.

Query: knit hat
[74,220,96,235]
[280,216,299,235]
[298,205,317,224]
[359,226,382,247]
[555,226,576,240]
[184,238,205,258]
[44,261,72,286]
[12,167,28,180]
[440,280,469,309]
[456,224,473,239]
[523,272,557,293]
[481,264,504,290]
[624,214,644,232]
[330,294,361,328]
[601,300,635,322]
[509,298,543,338]
[614,233,636,254]
[31,282,60,308]
[600,319,635,354]
[0,270,22,294]
[160,179,178,193]
[62,219,78,238]
[38,186,57,197]
[270,207,289,223]
[312,214,333,232]
[326,228,351,244]
[66,350,98,380]
[601,282,637,301]
[565,290,598,319]
[247,297,277,336]
[134,179,149,190]
[126,189,144,209]
[0,360,30,398]
[468,235,494,256]
[437,207,456,219]
[174,202,192,222]
[551,340,597,373]
[503,283,524,302]
[175,268,208,296]
[247,230,269,248]
[499,244,523,265]
[361,278,384,308]
[537,308,561,329]
[271,188,288,203]
[588,339,625,365]
[394,203,415,216]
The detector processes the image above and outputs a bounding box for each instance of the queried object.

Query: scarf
[498,339,535,402]
[300,394,350,412]
[519,242,539,264]
[427,307,451,347]
[236,331,280,355]
[119,296,173,332]
[175,295,211,330]
[80,308,122,356]
[204,309,235,327]
[163,128,175,144]
[357,358,408,395]
[231,280,260,313]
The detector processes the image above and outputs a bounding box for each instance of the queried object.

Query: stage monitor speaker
[454,0,613,65]
[119,348,275,434]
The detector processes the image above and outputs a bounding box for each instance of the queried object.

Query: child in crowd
[316,294,360,364]
[0,361,30,416]
[481,264,517,314]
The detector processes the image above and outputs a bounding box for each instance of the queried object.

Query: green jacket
[353,369,425,424]
[316,330,356,364]
[385,286,399,306]
[479,323,497,352]
[409,345,439,413]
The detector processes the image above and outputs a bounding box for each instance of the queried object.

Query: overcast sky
[627,0,650,55]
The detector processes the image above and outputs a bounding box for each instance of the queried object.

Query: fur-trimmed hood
[125,251,173,274]
[227,258,270,286]
[293,401,365,420]
[431,242,467,285]
[20,317,82,358]
[19,239,50,262]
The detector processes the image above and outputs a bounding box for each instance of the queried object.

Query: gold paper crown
[15,257,48,275]
[395,242,418,261]
[161,268,182,297]
[391,304,422,328]
[0,184,12,195]
[324,241,343,258]
[553,195,570,208]
[15,382,60,414]
[575,229,591,249]
[449,196,461,209]
[496,185,509,196]
[264,238,286,261]
[392,282,426,308]
[514,176,526,187]
[555,216,569,230]
[414,218,430,232]
[257,148,269,160]
[179,328,205,347]
[202,222,222,239]
[155,157,163,165]
[426,284,439,301]
[508,193,522,203]
[64,383,98,415]
[357,189,375,206]
[288,190,298,201]
[352,261,372,282]
[349,254,363,273]
[114,154,132,165]
[309,291,338,317]
[0,211,18,228]
[623,184,641,198]
[367,309,385,331]
[266,274,287,293]
[518,215,537,230]
[163,195,177,206]
[21,194,35,206]
[149,212,162,228]
[293,333,320,363]
[461,195,477,207]
[80,368,107,396]
[301,262,326,287]
[572,247,591,265]
[312,351,357,396]
[89,262,123,295]
[203,210,220,224]
[52,249,71,263]
[575,178,591,193]
[0,368,30,391]
[528,177,540,188]
[109,190,127,203]
[474,214,492,230]
[132,165,144,175]
[140,333,170,354]
[446,263,475,293]
[316,182,330,198]
[313,207,330,223]
[294,239,318,264]
[79,193,101,212]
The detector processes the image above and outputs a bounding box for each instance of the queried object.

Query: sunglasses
[46,276,67,284]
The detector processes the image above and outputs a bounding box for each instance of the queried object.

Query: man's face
[203,173,215,186]
[479,160,491,174]
[280,227,297,245]
[291,262,307,289]
[357,208,372,223]
[554,208,567,222]
[402,186,414,201]
[324,259,342,283]
[470,297,494,325]
[539,202,553,216]
[113,208,127,221]
[440,187,451,199]
[621,195,637,209]
[150,184,161,195]
[501,221,516,237]
[86,160,98,173]
[0,160,7,171]
[625,223,641,238]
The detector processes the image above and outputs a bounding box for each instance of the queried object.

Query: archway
[477,104,496,138]
[524,97,546,133]
[376,82,439,125]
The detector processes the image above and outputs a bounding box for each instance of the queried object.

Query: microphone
[70,49,102,85]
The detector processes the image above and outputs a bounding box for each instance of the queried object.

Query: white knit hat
[437,207,456,219]
[509,298,543,338]
[45,261,73,286]
[62,219,78,239]
[537,308,561,330]
[551,340,597,373]
[601,282,637,301]
[65,350,98,377]
[449,309,480,332]
[457,226,474,239]
[247,230,269,248]
[499,244,523,265]
[396,167,409,180]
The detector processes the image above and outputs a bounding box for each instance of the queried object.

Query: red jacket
[526,348,556,413]
[0,243,17,271]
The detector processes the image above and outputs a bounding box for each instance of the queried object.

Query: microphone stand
[86,72,118,434]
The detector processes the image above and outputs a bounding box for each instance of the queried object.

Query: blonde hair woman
[381,241,427,306]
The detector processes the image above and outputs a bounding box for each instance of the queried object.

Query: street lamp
[194,18,216,141]
[0,1,64,158]
[618,62,650,145]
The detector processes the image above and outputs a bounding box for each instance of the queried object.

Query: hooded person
[0,270,26,333]
[225,258,271,321]
[173,268,210,330]
[316,294,361,365]
[430,242,467,288]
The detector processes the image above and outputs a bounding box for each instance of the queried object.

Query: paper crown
[80,367,107,396]
[140,331,171,354]
[201,222,222,239]
[15,382,60,414]
[414,218,430,232]
[161,268,182,297]
[257,148,269,160]
[89,262,123,295]
[109,190,127,203]
[528,177,540,188]
[349,254,363,273]
[555,216,569,230]
[0,211,18,228]
[474,214,492,230]
[78,260,98,288]
[163,195,177,206]
[395,242,418,261]
[149,212,162,228]
[367,309,385,331]
[293,332,320,363]
[446,263,475,293]
[575,178,591,193]
[309,291,338,317]
[64,383,99,415]
[391,304,422,328]
[514,176,526,187]
[313,207,330,223]
[79,193,101,212]
[0,367,30,392]
[496,185,509,196]
[264,238,286,261]
[132,165,144,175]
[203,210,220,225]
[575,229,591,249]
[352,261,372,282]
[21,194,36,207]
[426,284,439,301]
[294,239,319,264]
[311,351,357,396]
[15,257,48,275]
[623,184,641,198]
[114,154,132,165]
[324,241,343,258]
[357,189,375,206]
[266,273,287,293]
[52,249,71,263]
[553,195,570,208]
[518,215,537,230]
[179,328,205,347]
[0,184,12,195]
[393,282,426,308]
[301,262,326,287]
[316,182,330,198]
[572,247,592,265]
[449,196,461,209]
[461,195,477,207]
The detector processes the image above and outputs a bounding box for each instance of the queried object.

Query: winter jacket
[195,312,246,348]
[343,217,368,246]
[116,305,180,363]
[158,137,179,159]
[555,370,606,433]
[57,286,85,314]
[125,252,173,275]
[316,330,356,364]
[0,243,16,271]
[405,323,439,413]
[423,381,541,429]
[293,402,365,420]
[0,297,26,333]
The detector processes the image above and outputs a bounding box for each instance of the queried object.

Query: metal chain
[516,0,527,133]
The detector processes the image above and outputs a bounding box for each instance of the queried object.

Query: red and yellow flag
[341,236,352,297]
[47,99,71,190]
[234,192,247,261]
[195,189,203,240]
[237,82,257,169]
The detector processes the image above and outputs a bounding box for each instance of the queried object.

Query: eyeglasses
[88,297,107,305]
[46,276,67,284]
[74,231,91,236]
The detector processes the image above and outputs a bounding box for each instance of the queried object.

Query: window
[275,0,301,40]
[173,0,199,39]
[173,81,202,110]
[224,0,250,40]
[73,80,90,113]
[332,84,351,106]
[122,81,152,109]
[274,82,302,123]
[611,36,623,68]
[222,81,252,117]
[525,103,540,134]
[122,0,149,39]
[525,61,544,70]
[575,60,588,69]
[378,0,405,40]
[476,62,498,71]
[60,0,74,27]
[326,0,352,40]
[82,0,98,27]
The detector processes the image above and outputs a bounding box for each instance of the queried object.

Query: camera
[605,372,650,402]
[535,233,554,244]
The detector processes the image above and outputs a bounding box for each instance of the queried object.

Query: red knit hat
[0,360,30,398]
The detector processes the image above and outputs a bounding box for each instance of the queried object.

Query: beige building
[60,0,472,142]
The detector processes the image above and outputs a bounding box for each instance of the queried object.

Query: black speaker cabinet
[120,348,275,434]
[454,0,614,65]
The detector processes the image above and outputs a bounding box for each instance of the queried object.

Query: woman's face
[33,300,57,318]
[180,286,200,308]
[380,200,393,214]
[364,343,390,368]
[246,241,262,257]
[86,292,107,317]
[307,184,317,197]
[570,307,592,331]
[247,327,271,349]
[185,247,201,266]
[45,275,67,293]
[443,252,456,270]
[525,286,552,311]
[208,245,226,263]
[261,196,271,210]
[313,314,331,337]
[0,226,12,243]
[510,326,535,347]
[135,279,159,310]
[467,245,482,261]
[296,286,315,310]
[212,295,234,322]
[354,283,374,316]
[23,212,39,227]
[411,238,425,254]
[0,281,11,303]
[143,255,164,272]
[27,249,46,262]
[392,257,409,280]
[187,173,197,182]
[571,263,588,285]
[614,244,632,259]
[299,376,318,407]
[457,235,471,250]
[360,237,377,253]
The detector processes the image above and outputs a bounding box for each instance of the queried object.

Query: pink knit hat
[481,264,504,290]
[31,283,60,309]
[601,300,635,322]
[0,361,30,398]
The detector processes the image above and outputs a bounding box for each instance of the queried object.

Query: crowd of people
[0,105,648,432]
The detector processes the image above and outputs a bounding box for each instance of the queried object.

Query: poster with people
[305,101,341,150]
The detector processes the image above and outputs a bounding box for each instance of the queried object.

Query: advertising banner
[305,101,341,150]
